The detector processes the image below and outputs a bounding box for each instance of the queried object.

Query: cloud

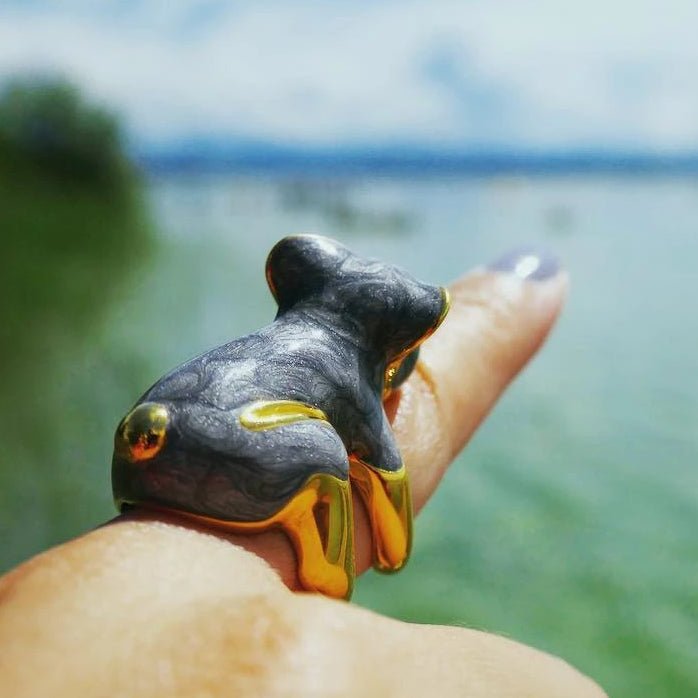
[0,0,697,150]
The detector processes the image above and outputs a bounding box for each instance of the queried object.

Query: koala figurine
[112,234,449,599]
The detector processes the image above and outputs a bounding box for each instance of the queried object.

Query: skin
[0,264,608,697]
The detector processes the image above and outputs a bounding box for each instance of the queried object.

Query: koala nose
[115,402,169,462]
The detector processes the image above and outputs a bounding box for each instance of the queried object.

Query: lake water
[3,173,696,696]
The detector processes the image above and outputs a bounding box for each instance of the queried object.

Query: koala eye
[115,402,169,462]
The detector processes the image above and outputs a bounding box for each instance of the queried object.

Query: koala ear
[265,234,347,310]
[420,285,451,341]
[386,284,450,361]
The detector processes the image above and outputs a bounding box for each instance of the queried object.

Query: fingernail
[487,246,560,281]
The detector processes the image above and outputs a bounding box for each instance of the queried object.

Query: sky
[0,1,696,153]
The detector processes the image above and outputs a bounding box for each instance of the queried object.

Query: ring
[112,234,450,599]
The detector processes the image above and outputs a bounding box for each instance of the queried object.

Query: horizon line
[134,145,698,177]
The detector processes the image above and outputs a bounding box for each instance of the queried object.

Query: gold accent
[135,474,355,600]
[382,360,400,398]
[414,359,438,398]
[350,458,412,573]
[265,265,279,304]
[278,474,354,599]
[116,403,169,462]
[239,400,329,431]
[438,286,452,326]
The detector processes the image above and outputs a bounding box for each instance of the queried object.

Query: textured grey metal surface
[112,234,446,522]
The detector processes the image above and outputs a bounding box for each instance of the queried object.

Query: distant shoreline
[135,146,698,177]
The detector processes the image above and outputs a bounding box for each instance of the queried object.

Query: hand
[0,249,606,697]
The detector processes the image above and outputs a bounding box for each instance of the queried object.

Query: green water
[1,173,696,696]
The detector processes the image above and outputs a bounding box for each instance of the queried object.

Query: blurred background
[0,2,696,695]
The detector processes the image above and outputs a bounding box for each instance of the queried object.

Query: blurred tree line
[0,78,129,185]
[0,76,150,365]
[0,77,153,568]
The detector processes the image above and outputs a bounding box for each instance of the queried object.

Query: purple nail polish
[487,246,560,281]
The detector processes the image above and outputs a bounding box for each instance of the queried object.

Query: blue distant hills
[135,140,698,176]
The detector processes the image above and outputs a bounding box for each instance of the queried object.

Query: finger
[293,591,607,698]
[0,520,605,697]
[391,246,568,513]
